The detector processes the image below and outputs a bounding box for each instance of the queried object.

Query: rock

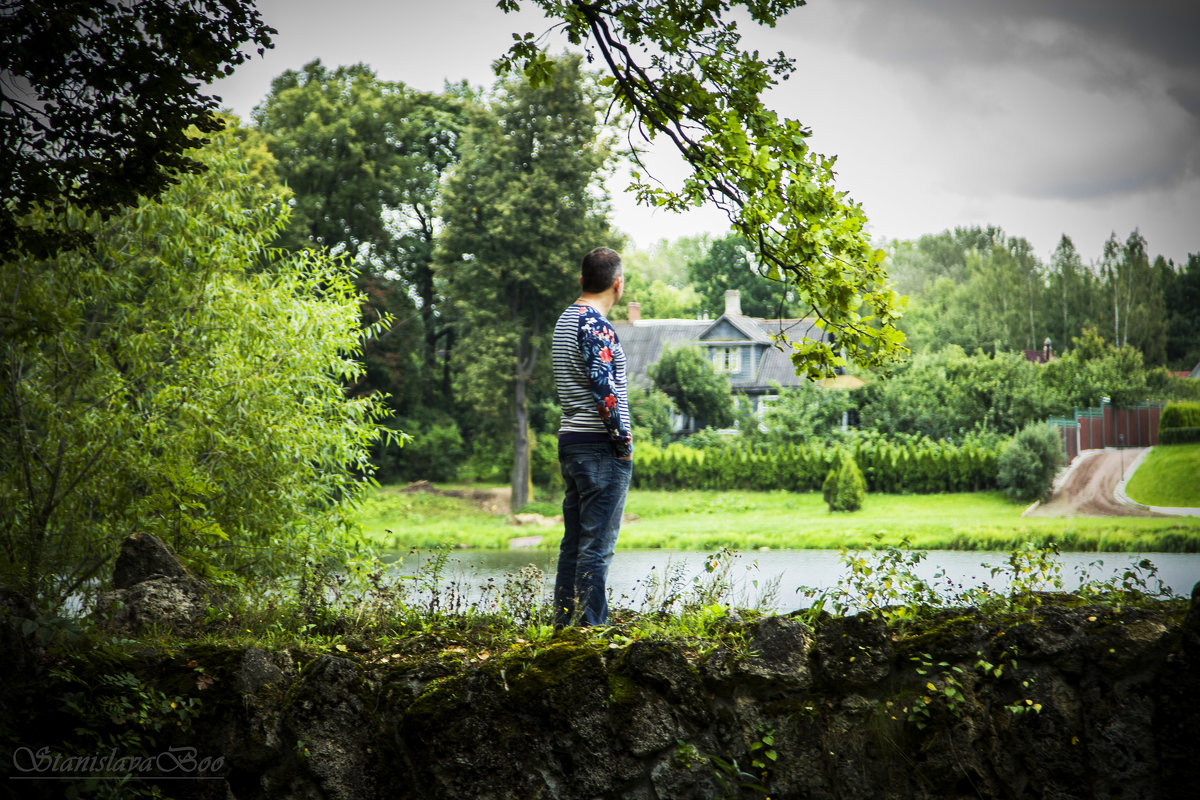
[814,612,893,688]
[112,532,191,589]
[96,533,210,635]
[96,574,210,635]
[282,655,376,800]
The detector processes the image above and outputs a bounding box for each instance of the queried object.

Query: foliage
[996,424,1062,503]
[1158,427,1200,445]
[614,236,706,320]
[436,54,614,511]
[253,61,475,413]
[742,381,856,447]
[0,0,274,259]
[823,452,867,512]
[628,387,678,445]
[1159,403,1200,431]
[1041,328,1151,408]
[631,434,1001,495]
[498,0,906,378]
[649,346,735,429]
[687,233,800,318]
[891,226,1194,370]
[375,413,465,484]
[0,125,389,610]
[859,345,1058,438]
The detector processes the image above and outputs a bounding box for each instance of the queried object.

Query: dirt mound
[1025,449,1162,517]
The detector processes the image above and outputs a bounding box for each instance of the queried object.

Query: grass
[1125,443,1200,508]
[361,484,1200,553]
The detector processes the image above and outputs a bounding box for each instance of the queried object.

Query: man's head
[580,247,623,295]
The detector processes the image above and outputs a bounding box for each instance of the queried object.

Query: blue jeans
[554,442,632,627]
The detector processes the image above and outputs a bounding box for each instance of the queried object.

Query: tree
[688,233,801,318]
[253,62,474,410]
[1164,253,1200,369]
[0,123,388,609]
[1041,328,1152,409]
[498,0,906,379]
[628,387,677,445]
[746,381,855,447]
[649,346,735,430]
[437,55,614,511]
[0,0,274,258]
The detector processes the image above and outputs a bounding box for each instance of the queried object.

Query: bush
[996,423,1062,502]
[379,416,464,483]
[1159,426,1200,445]
[824,452,867,512]
[1160,403,1200,431]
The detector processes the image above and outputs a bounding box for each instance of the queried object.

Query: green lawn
[361,485,1200,553]
[1126,443,1200,508]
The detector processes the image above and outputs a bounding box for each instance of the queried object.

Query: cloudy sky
[210,0,1200,266]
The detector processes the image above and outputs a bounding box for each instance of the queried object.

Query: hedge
[1160,403,1200,432]
[631,438,1002,494]
[1159,426,1200,445]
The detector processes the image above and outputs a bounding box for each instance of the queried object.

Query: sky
[209,0,1200,267]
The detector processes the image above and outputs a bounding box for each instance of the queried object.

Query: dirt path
[1024,448,1161,517]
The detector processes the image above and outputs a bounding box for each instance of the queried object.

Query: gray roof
[613,314,828,392]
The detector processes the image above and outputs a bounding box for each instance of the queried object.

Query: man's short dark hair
[580,247,622,293]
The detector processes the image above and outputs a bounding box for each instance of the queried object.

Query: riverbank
[361,485,1200,553]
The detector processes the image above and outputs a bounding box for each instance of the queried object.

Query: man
[551,246,633,627]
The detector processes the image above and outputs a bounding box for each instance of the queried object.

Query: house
[612,289,834,418]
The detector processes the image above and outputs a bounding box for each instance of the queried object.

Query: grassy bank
[362,485,1200,553]
[1125,443,1200,508]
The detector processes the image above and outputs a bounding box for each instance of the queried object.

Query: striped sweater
[552,303,632,457]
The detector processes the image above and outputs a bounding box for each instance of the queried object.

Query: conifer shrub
[824,452,867,512]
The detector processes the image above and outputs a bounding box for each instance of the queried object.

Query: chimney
[724,289,742,317]
[628,302,641,322]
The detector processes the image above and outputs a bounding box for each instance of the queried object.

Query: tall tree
[253,62,473,409]
[0,0,274,258]
[498,0,906,379]
[437,55,614,511]
[688,233,802,318]
[1164,253,1200,369]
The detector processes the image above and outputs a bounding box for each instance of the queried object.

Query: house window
[711,346,741,374]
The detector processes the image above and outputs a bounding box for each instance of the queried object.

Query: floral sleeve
[579,311,633,457]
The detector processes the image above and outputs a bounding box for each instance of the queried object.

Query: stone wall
[3,588,1198,799]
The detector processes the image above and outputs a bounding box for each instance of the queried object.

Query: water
[381,548,1200,613]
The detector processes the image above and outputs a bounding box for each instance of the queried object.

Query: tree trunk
[511,374,532,513]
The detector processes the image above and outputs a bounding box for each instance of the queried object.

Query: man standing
[552,247,632,627]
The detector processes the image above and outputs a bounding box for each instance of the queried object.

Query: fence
[1050,403,1163,463]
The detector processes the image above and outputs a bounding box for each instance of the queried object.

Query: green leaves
[497,0,905,378]
[1,122,389,609]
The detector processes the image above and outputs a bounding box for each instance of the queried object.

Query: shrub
[996,423,1062,502]
[1160,403,1200,432]
[1159,426,1200,445]
[824,452,867,512]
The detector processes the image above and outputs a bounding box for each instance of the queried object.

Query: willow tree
[436,55,613,511]
[497,0,906,378]
[0,123,388,609]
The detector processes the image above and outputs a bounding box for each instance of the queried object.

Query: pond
[381,548,1200,613]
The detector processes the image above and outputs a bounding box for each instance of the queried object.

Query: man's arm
[579,313,633,458]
